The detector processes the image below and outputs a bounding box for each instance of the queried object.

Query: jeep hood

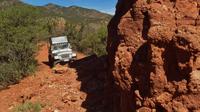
[52,48,72,54]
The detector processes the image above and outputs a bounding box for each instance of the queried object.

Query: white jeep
[48,36,77,67]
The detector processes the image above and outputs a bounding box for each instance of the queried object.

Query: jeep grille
[61,54,69,58]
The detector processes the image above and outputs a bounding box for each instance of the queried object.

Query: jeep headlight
[72,53,77,58]
[54,55,60,59]
[53,53,57,56]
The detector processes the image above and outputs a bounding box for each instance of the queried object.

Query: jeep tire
[48,55,55,68]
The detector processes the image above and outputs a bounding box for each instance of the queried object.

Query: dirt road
[0,43,91,112]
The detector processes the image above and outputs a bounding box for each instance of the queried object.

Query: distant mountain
[0,0,112,25]
[41,4,111,23]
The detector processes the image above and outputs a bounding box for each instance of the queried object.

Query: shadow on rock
[69,55,111,112]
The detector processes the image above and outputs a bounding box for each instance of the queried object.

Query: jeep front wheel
[48,55,55,68]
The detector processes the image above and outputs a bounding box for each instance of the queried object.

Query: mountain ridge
[0,0,112,24]
[40,3,112,23]
[44,3,112,15]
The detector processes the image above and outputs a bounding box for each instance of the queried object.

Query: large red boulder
[107,0,200,111]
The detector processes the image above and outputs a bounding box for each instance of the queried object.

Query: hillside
[0,0,110,53]
[40,4,112,32]
[0,0,112,24]
[0,0,22,8]
[0,0,111,37]
[41,4,111,24]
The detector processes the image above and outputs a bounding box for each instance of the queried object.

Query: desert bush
[66,24,107,56]
[13,102,42,112]
[79,26,107,55]
[0,5,49,88]
[47,17,66,37]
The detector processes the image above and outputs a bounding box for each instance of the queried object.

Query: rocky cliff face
[107,0,200,111]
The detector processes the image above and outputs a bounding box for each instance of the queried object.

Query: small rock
[54,109,60,112]
[53,66,67,74]
[80,95,85,100]
[70,95,78,102]
[62,94,70,103]
[172,100,188,112]
[188,70,200,93]
[156,92,172,104]
[137,107,151,112]
[8,106,14,110]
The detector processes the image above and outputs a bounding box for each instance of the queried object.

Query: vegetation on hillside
[0,5,49,88]
[41,4,111,24]
[0,0,110,88]
[67,25,107,55]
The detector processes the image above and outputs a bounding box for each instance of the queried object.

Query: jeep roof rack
[50,36,68,44]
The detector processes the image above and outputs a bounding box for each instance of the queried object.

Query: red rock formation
[107,0,200,111]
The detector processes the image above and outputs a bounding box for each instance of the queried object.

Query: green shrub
[66,24,107,56]
[13,102,42,112]
[0,5,49,88]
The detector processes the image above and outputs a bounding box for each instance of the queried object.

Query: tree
[47,17,66,37]
[79,26,107,56]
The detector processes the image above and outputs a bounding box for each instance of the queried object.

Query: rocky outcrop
[107,0,200,111]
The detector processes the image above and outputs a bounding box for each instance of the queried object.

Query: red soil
[0,43,88,112]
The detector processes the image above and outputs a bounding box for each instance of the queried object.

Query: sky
[20,0,117,15]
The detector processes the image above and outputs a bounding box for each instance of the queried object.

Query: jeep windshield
[52,43,68,50]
